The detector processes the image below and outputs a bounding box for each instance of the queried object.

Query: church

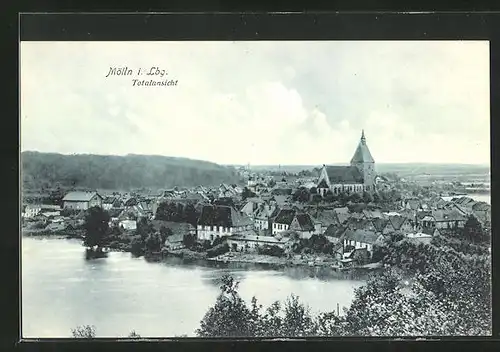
[317,130,376,196]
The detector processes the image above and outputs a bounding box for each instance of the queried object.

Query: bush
[207,243,230,258]
[127,330,141,338]
[257,245,284,257]
[130,235,145,255]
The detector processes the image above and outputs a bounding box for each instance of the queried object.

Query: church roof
[325,166,364,184]
[350,130,375,164]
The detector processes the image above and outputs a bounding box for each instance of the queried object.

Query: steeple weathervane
[361,129,366,144]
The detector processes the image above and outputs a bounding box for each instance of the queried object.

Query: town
[21,131,491,269]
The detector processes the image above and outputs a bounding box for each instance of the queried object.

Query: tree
[349,192,362,203]
[127,330,141,338]
[196,275,256,337]
[312,194,322,204]
[281,294,317,337]
[145,232,163,253]
[292,187,311,203]
[71,325,96,338]
[242,187,257,201]
[130,235,145,255]
[159,226,173,242]
[83,207,110,249]
[268,179,277,188]
[324,190,335,203]
[212,235,225,247]
[257,244,285,257]
[48,187,66,206]
[183,233,197,249]
[463,215,485,243]
[136,217,154,240]
[362,191,373,204]
[184,203,200,225]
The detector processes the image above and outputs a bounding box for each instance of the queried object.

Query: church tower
[350,130,376,191]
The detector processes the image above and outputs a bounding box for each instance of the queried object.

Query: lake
[22,237,365,338]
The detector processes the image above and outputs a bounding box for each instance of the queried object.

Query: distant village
[21,131,491,268]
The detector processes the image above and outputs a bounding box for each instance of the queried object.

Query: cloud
[20,41,490,165]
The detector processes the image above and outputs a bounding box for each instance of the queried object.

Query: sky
[20,41,490,166]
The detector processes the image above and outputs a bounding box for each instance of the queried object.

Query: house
[227,234,289,252]
[240,198,264,221]
[310,209,341,234]
[102,197,117,210]
[45,222,66,232]
[434,197,449,209]
[269,195,291,207]
[451,196,477,210]
[288,213,317,239]
[341,247,370,266]
[362,209,384,220]
[122,199,149,221]
[183,192,210,203]
[383,215,414,235]
[333,207,350,225]
[23,204,61,218]
[197,205,254,242]
[422,209,468,229]
[405,232,433,245]
[253,204,279,232]
[324,224,348,244]
[272,209,296,235]
[164,234,186,251]
[124,197,139,208]
[24,204,42,218]
[402,198,422,211]
[371,218,390,234]
[62,191,103,210]
[151,220,196,237]
[317,130,376,195]
[346,218,376,232]
[41,210,61,219]
[471,202,491,227]
[343,229,383,256]
[119,219,137,231]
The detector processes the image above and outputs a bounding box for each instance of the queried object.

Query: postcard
[20,39,491,338]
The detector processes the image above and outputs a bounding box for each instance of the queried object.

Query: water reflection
[22,237,364,338]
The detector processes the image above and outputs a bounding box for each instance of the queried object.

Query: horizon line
[20,150,490,167]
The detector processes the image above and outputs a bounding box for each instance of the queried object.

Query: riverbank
[21,229,381,272]
[205,251,384,272]
[22,227,84,240]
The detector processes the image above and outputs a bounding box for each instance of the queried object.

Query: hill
[21,152,242,191]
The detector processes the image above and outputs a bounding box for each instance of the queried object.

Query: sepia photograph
[20,40,491,338]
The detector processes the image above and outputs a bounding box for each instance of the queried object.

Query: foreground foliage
[197,229,491,337]
[71,325,96,338]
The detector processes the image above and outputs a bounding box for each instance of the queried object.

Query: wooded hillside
[21,151,242,191]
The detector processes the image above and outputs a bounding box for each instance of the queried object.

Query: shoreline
[21,233,382,275]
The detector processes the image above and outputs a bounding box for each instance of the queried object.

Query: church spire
[350,129,374,164]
